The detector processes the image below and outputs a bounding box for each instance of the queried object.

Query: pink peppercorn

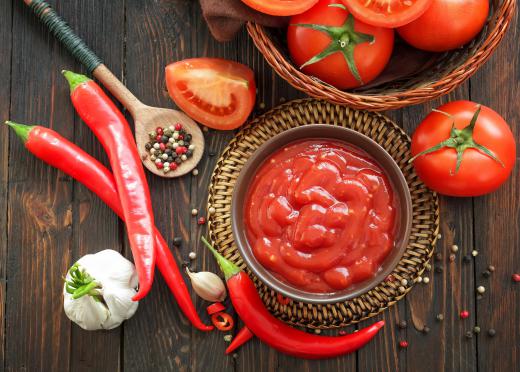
[175,147,184,155]
[198,217,206,225]
[175,123,182,131]
[399,341,408,348]
[171,163,178,170]
[159,143,166,151]
[156,127,163,135]
[460,310,469,319]
[156,162,164,169]
[339,330,347,336]
[512,274,520,282]
[178,134,184,140]
[156,135,162,142]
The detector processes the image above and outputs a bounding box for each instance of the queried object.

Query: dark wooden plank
[123,1,195,370]
[61,1,126,370]
[5,1,78,370]
[471,10,519,372]
[0,1,13,371]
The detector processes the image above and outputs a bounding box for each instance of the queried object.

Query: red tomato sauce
[244,140,398,293]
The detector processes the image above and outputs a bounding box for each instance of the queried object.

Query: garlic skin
[63,250,139,331]
[186,268,227,302]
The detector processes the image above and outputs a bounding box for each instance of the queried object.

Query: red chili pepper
[202,237,385,359]
[63,71,155,301]
[207,302,226,315]
[211,312,234,332]
[7,122,213,331]
[226,326,254,355]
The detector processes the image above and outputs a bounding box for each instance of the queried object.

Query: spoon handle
[24,0,145,115]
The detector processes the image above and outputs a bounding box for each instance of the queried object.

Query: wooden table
[0,1,518,371]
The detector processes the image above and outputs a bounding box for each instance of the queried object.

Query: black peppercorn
[434,253,443,261]
[482,270,491,278]
[171,152,178,158]
[161,135,169,143]
[165,148,172,154]
[435,266,443,274]
[398,320,408,329]
[465,331,473,339]
[487,329,496,337]
[172,237,182,246]
[436,314,444,321]
[184,134,192,142]
[209,152,216,157]
[473,326,481,334]
[462,255,472,263]
[423,326,430,334]
[145,142,153,150]
[167,156,174,163]
[186,150,193,158]
[175,157,182,164]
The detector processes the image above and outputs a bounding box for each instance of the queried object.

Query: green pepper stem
[62,70,92,93]
[201,237,241,281]
[5,121,34,144]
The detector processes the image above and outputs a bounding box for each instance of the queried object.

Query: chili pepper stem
[62,70,92,93]
[201,237,241,281]
[5,121,34,143]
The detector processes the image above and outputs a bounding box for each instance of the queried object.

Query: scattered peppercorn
[422,326,430,334]
[473,326,481,334]
[399,341,409,348]
[192,169,199,176]
[143,123,195,174]
[437,233,442,239]
[398,320,408,329]
[425,264,432,272]
[436,314,444,321]
[482,270,491,278]
[416,276,423,283]
[471,250,478,257]
[314,329,321,334]
[398,286,406,293]
[208,207,216,215]
[462,255,472,263]
[401,279,408,286]
[465,331,473,339]
[423,277,430,284]
[449,254,456,262]
[434,253,443,261]
[512,274,520,282]
[488,265,495,272]
[460,310,469,319]
[488,329,496,337]
[476,286,486,294]
[232,353,238,359]
[451,244,459,253]
[198,217,206,225]
[172,237,183,246]
[191,208,198,216]
[188,251,197,260]
[224,334,232,342]
[435,266,443,274]
[209,151,216,157]
[339,330,347,336]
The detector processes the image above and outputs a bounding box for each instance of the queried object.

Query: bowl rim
[231,125,413,304]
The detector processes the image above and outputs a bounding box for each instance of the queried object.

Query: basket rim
[246,0,516,110]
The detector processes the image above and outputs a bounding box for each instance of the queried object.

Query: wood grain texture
[6,1,74,370]
[0,1,13,370]
[471,10,519,372]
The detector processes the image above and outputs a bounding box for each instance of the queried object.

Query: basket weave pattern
[207,99,440,328]
[246,0,516,111]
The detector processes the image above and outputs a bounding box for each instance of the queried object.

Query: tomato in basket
[397,0,489,52]
[341,0,433,28]
[287,0,394,90]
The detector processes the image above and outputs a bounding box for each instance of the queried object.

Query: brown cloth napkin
[199,0,288,42]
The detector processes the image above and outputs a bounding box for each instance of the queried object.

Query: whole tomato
[287,0,394,90]
[411,101,516,197]
[397,0,489,52]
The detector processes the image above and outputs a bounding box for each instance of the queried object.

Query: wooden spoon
[24,0,204,178]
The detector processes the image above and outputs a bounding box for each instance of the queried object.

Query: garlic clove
[102,286,139,329]
[186,269,227,302]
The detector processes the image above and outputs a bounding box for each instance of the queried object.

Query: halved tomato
[341,0,433,28]
[165,58,256,130]
[241,0,320,16]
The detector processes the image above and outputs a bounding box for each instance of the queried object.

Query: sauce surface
[244,140,398,293]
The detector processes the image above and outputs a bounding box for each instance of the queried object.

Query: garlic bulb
[63,249,139,331]
[186,268,227,302]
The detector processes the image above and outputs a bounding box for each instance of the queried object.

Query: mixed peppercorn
[145,123,195,174]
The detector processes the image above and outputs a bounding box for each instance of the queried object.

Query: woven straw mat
[207,99,440,329]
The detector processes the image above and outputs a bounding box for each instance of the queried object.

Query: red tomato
[288,0,394,90]
[341,0,433,28]
[411,101,516,197]
[165,58,256,130]
[397,0,489,52]
[241,0,319,16]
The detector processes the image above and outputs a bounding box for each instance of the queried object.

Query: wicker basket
[247,0,516,111]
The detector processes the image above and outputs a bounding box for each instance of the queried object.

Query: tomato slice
[165,58,256,131]
[211,312,235,332]
[341,0,433,28]
[241,0,320,16]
